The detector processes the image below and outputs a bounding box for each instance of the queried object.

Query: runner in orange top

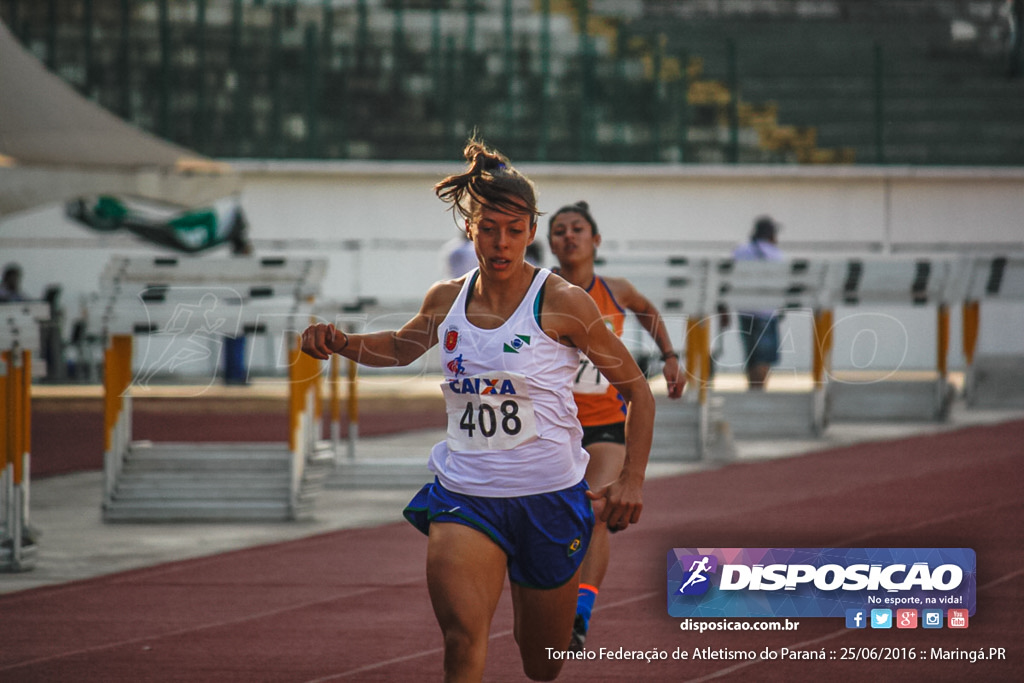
[548,201,686,651]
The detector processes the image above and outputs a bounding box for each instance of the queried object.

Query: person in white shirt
[725,216,786,390]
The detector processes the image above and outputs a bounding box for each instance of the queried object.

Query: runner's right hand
[301,323,347,360]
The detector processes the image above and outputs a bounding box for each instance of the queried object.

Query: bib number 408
[459,400,522,438]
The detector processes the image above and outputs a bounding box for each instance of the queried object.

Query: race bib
[442,372,539,452]
[572,353,611,395]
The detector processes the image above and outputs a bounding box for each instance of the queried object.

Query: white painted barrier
[960,254,1024,408]
[97,255,333,522]
[1,301,48,571]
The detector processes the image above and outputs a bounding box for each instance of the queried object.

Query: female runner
[301,141,655,682]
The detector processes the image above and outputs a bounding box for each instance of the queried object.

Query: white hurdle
[96,255,334,522]
[824,255,961,423]
[1,301,48,572]
[597,254,725,461]
[960,254,1024,408]
[710,255,833,438]
[314,296,435,488]
[596,251,985,438]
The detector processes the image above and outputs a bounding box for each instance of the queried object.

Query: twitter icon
[870,609,893,629]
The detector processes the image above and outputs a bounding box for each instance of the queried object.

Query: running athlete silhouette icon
[679,556,712,593]
[136,292,232,389]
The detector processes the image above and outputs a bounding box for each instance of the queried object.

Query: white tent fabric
[0,20,241,218]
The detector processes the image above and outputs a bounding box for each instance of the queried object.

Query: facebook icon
[846,609,867,629]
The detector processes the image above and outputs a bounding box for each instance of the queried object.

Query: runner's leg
[427,522,508,683]
[575,440,626,643]
[510,568,582,681]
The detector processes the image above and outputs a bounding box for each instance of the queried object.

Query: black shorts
[581,422,626,448]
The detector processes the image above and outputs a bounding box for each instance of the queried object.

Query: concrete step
[112,484,293,501]
[716,390,826,438]
[123,443,294,472]
[649,396,725,462]
[830,379,952,422]
[967,355,1024,409]
[102,499,304,523]
[327,457,433,489]
[104,442,334,521]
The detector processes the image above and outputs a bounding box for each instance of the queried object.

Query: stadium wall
[2,162,1022,375]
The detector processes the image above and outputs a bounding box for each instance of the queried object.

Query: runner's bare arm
[543,279,655,529]
[301,280,461,367]
[607,276,686,399]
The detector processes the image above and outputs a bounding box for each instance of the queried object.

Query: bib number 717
[573,356,611,395]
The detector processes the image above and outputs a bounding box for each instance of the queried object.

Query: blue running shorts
[739,313,780,367]
[403,478,594,589]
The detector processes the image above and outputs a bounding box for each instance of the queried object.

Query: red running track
[29,399,444,478]
[2,419,1022,682]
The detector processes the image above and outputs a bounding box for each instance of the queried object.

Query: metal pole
[356,0,368,73]
[83,0,94,96]
[431,0,442,109]
[322,0,334,60]
[444,36,457,152]
[346,321,359,462]
[726,37,738,164]
[503,0,514,143]
[393,0,405,95]
[7,0,21,43]
[678,49,690,163]
[269,5,283,156]
[466,0,478,87]
[337,45,349,157]
[46,0,57,70]
[230,0,245,156]
[874,41,886,164]
[651,33,664,161]
[195,0,207,152]
[1,351,11,552]
[577,0,593,161]
[537,0,551,161]
[304,22,321,158]
[158,0,170,140]
[119,0,132,120]
[329,354,341,454]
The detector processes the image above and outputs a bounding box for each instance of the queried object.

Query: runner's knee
[522,656,564,682]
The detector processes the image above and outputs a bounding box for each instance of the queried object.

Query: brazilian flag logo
[567,537,583,556]
[503,334,531,353]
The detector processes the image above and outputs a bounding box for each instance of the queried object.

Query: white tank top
[430,267,588,497]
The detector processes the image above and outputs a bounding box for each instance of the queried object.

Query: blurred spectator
[441,230,542,279]
[525,241,544,267]
[222,215,254,385]
[228,208,254,256]
[723,216,786,390]
[440,230,477,279]
[0,263,27,302]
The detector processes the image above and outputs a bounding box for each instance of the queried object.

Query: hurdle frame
[1,301,47,572]
[96,255,332,522]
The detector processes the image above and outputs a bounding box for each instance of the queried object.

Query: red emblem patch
[444,328,459,352]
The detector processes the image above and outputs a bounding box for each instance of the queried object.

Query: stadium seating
[3,0,1019,165]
